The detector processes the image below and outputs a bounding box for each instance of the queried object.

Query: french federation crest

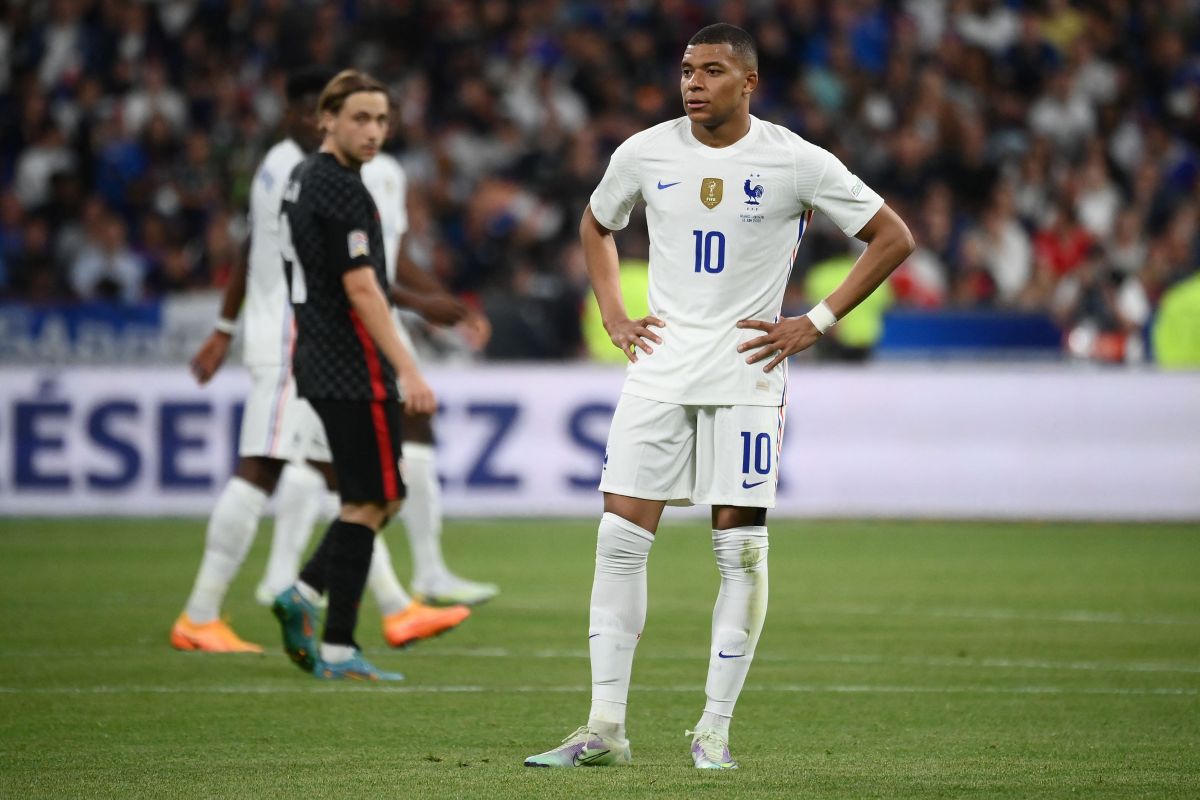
[700,178,723,209]
[743,174,764,205]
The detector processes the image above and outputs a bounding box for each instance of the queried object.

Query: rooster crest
[743,178,764,205]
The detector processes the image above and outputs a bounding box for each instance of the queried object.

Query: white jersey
[243,138,304,366]
[589,115,884,406]
[361,151,409,283]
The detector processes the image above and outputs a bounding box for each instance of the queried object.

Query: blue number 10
[740,431,772,475]
[693,230,725,274]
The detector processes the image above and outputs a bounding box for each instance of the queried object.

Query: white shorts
[598,393,785,508]
[238,363,331,463]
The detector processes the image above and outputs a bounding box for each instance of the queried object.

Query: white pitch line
[504,601,1200,626]
[0,684,1194,697]
[2,647,1198,675]
[398,647,1200,675]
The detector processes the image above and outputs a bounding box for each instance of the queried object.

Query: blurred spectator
[0,0,1193,367]
[69,211,145,302]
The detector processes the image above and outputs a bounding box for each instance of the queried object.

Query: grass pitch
[0,517,1197,799]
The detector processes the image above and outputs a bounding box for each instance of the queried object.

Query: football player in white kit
[525,24,914,769]
[172,69,469,653]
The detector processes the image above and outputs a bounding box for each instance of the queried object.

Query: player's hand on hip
[400,371,437,415]
[189,331,231,385]
[607,315,665,363]
[737,316,822,372]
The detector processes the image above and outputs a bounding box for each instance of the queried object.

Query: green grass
[1,518,1198,799]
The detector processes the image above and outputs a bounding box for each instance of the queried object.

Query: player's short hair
[287,66,338,104]
[317,69,390,116]
[688,23,758,71]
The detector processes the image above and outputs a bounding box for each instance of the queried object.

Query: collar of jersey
[682,115,762,159]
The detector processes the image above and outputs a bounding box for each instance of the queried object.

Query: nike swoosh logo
[741,479,767,489]
[575,749,610,765]
[656,180,681,190]
[588,634,600,639]
[718,651,745,659]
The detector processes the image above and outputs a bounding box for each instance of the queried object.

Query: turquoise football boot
[272,586,319,672]
[312,651,405,681]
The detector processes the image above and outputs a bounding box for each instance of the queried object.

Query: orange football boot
[381,602,470,648]
[170,613,264,653]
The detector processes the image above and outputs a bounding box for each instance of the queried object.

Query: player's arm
[190,238,250,384]
[737,204,915,371]
[387,238,469,326]
[581,204,663,363]
[343,266,436,414]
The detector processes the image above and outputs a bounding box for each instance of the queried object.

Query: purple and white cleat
[687,728,738,769]
[524,726,632,767]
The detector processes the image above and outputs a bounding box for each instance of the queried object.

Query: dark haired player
[525,24,913,768]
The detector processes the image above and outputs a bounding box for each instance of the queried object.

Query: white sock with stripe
[399,443,451,590]
[259,463,325,599]
[185,477,268,623]
[367,534,413,616]
[587,512,654,739]
[701,525,769,726]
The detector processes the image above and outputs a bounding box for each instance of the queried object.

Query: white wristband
[213,318,237,335]
[805,301,837,334]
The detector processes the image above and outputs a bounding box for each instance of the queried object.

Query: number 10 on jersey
[693,230,726,273]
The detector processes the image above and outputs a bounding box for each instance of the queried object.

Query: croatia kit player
[525,24,914,768]
[175,68,465,660]
[271,69,435,680]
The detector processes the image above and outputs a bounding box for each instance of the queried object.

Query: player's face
[680,43,757,127]
[324,90,389,166]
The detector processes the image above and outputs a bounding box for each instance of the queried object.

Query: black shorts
[310,398,405,504]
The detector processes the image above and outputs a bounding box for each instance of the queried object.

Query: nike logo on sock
[656,180,681,190]
[588,634,600,639]
[718,651,745,659]
[741,479,767,489]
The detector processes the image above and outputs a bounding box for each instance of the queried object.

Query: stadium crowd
[0,0,1197,359]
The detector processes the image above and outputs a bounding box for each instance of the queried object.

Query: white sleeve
[394,164,409,240]
[801,145,884,237]
[588,136,643,231]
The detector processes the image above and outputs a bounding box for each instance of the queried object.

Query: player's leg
[369,527,471,649]
[526,395,691,768]
[273,398,405,679]
[172,365,295,653]
[402,411,499,607]
[255,460,335,605]
[686,404,780,769]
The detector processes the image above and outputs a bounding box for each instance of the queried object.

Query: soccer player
[257,149,499,610]
[173,68,466,656]
[271,69,436,680]
[524,24,914,768]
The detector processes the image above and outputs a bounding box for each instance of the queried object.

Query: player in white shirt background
[173,69,473,655]
[525,24,914,769]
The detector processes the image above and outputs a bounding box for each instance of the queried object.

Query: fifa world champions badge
[700,178,723,209]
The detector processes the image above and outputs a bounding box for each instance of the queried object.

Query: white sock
[695,710,731,738]
[398,443,451,588]
[259,463,325,597]
[587,512,654,738]
[368,534,413,616]
[320,642,356,663]
[295,580,321,605]
[703,525,769,720]
[185,477,269,623]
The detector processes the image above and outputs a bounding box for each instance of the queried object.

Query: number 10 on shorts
[740,431,772,476]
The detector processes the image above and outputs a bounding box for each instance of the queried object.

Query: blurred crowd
[0,0,1197,359]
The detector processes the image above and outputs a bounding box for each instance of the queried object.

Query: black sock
[298,524,338,595]
[321,520,376,648]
